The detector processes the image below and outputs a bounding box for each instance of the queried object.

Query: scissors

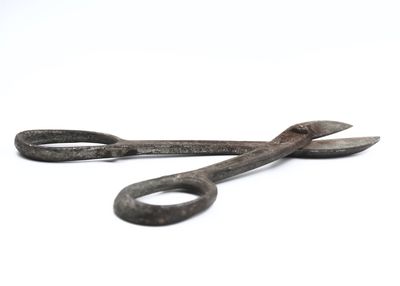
[15,121,379,226]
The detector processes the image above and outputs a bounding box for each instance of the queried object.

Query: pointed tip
[327,120,352,130]
[342,122,353,130]
[301,120,353,139]
[353,136,380,149]
[369,136,380,145]
[327,121,353,134]
[292,136,380,158]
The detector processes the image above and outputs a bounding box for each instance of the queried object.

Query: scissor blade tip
[309,120,352,138]
[325,121,352,130]
[367,136,380,145]
[294,136,380,158]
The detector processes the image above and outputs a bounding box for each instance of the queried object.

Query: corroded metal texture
[113,121,355,225]
[15,129,379,162]
[14,121,379,226]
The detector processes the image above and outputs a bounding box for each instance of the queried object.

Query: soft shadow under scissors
[15,121,379,226]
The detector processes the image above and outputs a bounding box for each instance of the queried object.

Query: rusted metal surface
[15,128,379,162]
[15,121,379,226]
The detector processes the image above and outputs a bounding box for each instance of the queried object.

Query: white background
[0,1,399,285]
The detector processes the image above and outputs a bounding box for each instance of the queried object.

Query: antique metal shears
[15,121,379,226]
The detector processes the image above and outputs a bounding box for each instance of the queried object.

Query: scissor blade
[291,136,380,158]
[299,121,353,139]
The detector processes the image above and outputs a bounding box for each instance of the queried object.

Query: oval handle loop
[15,130,122,161]
[113,173,218,226]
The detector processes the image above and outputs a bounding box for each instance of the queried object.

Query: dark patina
[15,121,379,226]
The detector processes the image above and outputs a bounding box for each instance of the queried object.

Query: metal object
[15,129,379,162]
[15,121,379,226]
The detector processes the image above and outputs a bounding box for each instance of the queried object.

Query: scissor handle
[14,129,128,162]
[113,172,218,226]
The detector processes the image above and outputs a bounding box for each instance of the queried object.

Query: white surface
[0,1,399,285]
